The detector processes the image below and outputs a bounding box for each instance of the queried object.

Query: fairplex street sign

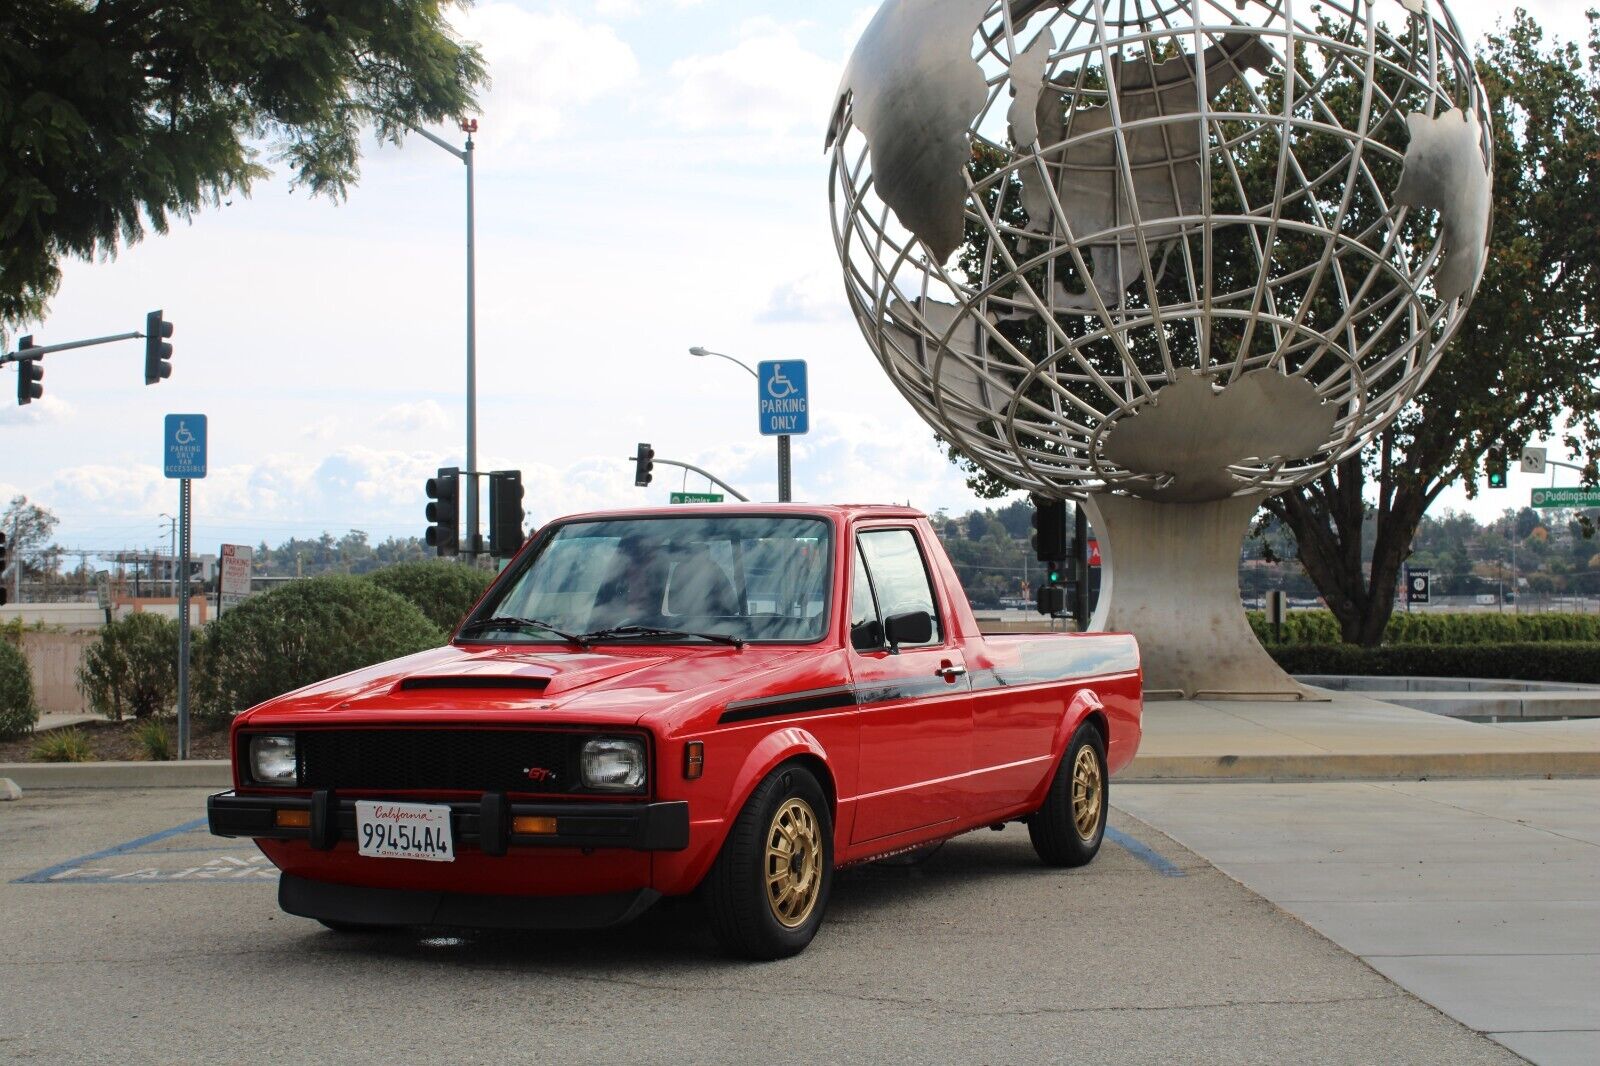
[1531,487,1600,508]
[669,492,724,504]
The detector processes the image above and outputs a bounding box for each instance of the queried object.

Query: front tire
[705,763,833,960]
[1028,720,1108,867]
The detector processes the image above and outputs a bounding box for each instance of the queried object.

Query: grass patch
[136,717,173,761]
[31,728,94,763]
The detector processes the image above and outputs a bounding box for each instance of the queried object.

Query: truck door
[847,526,974,844]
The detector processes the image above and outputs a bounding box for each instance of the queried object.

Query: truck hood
[238,641,804,729]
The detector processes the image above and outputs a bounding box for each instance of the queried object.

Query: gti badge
[524,767,556,783]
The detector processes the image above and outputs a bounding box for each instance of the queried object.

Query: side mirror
[850,619,884,651]
[884,610,933,647]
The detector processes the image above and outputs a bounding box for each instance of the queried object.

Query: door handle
[935,664,967,680]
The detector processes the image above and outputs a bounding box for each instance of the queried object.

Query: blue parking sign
[758,360,808,436]
[164,414,207,479]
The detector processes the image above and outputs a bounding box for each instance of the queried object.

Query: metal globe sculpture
[827,0,1491,504]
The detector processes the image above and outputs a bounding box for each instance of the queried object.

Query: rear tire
[1028,720,1107,867]
[705,763,833,960]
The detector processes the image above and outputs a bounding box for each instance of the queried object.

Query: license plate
[354,801,454,862]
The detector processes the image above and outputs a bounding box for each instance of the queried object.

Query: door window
[856,529,942,646]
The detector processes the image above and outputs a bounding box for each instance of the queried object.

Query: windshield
[468,515,834,644]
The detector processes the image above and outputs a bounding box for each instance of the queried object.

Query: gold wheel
[764,796,823,929]
[1071,744,1102,840]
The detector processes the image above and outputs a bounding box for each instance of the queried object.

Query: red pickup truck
[209,505,1142,958]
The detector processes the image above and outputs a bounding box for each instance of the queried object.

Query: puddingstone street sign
[1531,487,1600,509]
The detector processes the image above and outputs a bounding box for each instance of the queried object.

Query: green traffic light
[1048,569,1061,583]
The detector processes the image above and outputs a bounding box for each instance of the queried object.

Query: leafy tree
[192,575,442,719]
[1,496,61,578]
[0,0,486,338]
[1264,12,1600,643]
[365,559,493,632]
[77,612,178,720]
[0,637,39,738]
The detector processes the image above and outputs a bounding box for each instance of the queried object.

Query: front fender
[721,727,834,829]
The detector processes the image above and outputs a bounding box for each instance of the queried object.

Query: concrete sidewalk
[1123,690,1600,781]
[1115,780,1600,1065]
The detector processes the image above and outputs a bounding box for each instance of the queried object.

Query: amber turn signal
[684,741,705,780]
[511,815,557,835]
[274,809,311,828]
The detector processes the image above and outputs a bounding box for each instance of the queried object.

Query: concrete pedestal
[1082,492,1323,701]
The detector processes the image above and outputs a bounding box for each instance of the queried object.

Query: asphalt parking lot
[1,788,1518,1065]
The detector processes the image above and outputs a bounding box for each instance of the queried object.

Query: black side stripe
[720,686,859,724]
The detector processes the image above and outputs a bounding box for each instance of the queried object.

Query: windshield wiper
[458,616,588,646]
[580,624,744,649]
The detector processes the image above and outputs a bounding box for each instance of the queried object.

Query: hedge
[192,575,444,720]
[1248,610,1600,646]
[77,612,179,720]
[1268,642,1600,685]
[0,638,39,739]
[364,560,494,633]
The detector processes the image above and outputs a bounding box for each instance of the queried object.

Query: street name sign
[758,360,809,436]
[1530,487,1600,509]
[220,544,253,601]
[164,414,207,479]
[670,492,725,504]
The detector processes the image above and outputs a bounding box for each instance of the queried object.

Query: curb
[1120,751,1600,783]
[0,761,231,790]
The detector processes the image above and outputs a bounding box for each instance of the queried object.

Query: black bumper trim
[279,873,661,930]
[208,791,690,852]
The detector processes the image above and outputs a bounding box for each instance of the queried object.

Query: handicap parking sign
[758,360,808,436]
[164,414,207,479]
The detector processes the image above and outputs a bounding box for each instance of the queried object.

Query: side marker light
[684,741,705,780]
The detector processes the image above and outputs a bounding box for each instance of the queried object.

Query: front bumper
[279,873,661,930]
[208,790,690,853]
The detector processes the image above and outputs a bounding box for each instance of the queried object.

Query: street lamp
[406,117,481,560]
[689,346,792,502]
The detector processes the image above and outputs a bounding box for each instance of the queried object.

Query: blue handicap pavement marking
[1106,826,1186,877]
[14,818,275,884]
[163,412,207,479]
[757,360,808,436]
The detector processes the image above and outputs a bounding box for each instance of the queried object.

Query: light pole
[407,117,481,560]
[160,514,177,597]
[689,346,792,502]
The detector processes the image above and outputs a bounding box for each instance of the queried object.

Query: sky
[2,0,1594,561]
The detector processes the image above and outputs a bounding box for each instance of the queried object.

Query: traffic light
[488,470,525,558]
[144,311,173,385]
[633,443,655,487]
[1036,585,1067,616]
[1030,494,1068,562]
[15,335,42,406]
[1486,446,1507,489]
[425,467,461,556]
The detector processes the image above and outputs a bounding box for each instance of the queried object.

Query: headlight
[248,734,297,786]
[580,736,646,791]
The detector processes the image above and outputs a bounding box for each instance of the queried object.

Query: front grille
[293,729,635,795]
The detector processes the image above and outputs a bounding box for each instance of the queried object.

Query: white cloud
[757,272,850,324]
[662,26,840,135]
[453,3,640,149]
[0,395,74,429]
[374,400,451,435]
[595,0,707,17]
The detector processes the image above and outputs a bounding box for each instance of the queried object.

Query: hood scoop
[397,675,550,693]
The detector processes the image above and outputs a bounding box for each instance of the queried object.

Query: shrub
[77,612,179,721]
[32,727,93,762]
[1269,642,1600,685]
[364,561,495,633]
[192,575,444,720]
[1249,610,1600,646]
[0,638,39,739]
[137,717,173,761]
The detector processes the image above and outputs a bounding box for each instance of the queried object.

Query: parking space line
[13,818,211,884]
[1106,826,1185,877]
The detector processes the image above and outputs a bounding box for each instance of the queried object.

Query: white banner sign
[219,544,253,601]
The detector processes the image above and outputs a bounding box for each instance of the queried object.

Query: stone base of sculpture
[1082,493,1324,702]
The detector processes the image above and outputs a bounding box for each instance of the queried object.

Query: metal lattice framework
[828,0,1491,502]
